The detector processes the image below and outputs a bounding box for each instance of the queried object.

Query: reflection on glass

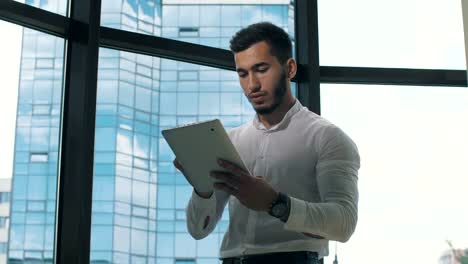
[162,1,294,49]
[99,1,296,50]
[102,0,162,35]
[6,27,64,262]
[318,0,465,69]
[321,84,468,264]
[15,0,68,16]
[90,1,296,263]
[92,43,299,262]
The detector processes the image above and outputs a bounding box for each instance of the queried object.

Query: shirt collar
[253,99,303,131]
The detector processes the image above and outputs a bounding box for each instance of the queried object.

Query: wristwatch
[268,192,291,222]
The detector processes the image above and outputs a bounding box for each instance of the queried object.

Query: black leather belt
[222,251,319,264]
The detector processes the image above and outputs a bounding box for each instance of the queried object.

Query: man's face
[234,41,289,115]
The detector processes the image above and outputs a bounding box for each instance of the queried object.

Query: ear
[285,58,297,80]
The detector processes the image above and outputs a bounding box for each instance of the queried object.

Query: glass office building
[7,29,65,263]
[0,179,12,264]
[7,1,293,263]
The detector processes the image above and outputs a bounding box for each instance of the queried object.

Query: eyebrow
[236,62,270,73]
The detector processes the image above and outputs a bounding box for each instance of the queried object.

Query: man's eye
[257,67,268,73]
[238,72,247,78]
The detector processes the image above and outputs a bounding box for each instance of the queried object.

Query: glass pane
[318,0,465,69]
[101,0,162,35]
[321,84,468,264]
[0,20,19,264]
[0,176,12,264]
[91,45,298,263]
[163,2,293,50]
[15,0,68,16]
[0,20,64,263]
[101,0,294,51]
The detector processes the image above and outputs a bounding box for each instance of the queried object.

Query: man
[174,22,360,264]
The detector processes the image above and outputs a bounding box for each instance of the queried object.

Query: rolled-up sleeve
[284,125,360,242]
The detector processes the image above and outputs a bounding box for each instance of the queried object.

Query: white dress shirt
[186,100,360,259]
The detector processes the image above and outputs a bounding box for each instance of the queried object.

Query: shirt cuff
[191,190,217,211]
[284,196,307,232]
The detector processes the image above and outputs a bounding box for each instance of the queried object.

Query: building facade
[7,1,293,263]
[0,179,11,264]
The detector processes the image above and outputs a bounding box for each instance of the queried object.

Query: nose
[248,74,260,93]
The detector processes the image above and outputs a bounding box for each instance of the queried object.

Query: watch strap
[279,193,291,222]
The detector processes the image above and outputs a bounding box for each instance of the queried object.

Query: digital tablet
[161,119,249,193]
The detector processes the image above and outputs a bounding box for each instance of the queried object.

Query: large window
[1,21,64,263]
[93,3,297,260]
[1,0,466,264]
[321,84,468,263]
[318,0,465,69]
[91,48,275,263]
[100,0,294,51]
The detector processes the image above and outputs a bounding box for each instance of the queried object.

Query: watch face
[272,203,287,217]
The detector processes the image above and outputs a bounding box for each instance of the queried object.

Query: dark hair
[229,22,292,64]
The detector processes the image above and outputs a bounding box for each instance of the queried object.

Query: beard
[251,70,288,115]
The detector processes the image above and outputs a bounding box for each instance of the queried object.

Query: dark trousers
[221,251,320,264]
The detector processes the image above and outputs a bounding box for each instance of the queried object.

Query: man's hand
[211,159,278,211]
[173,159,213,199]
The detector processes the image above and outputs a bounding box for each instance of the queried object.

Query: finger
[210,171,241,186]
[214,182,239,196]
[211,174,240,192]
[217,159,249,177]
